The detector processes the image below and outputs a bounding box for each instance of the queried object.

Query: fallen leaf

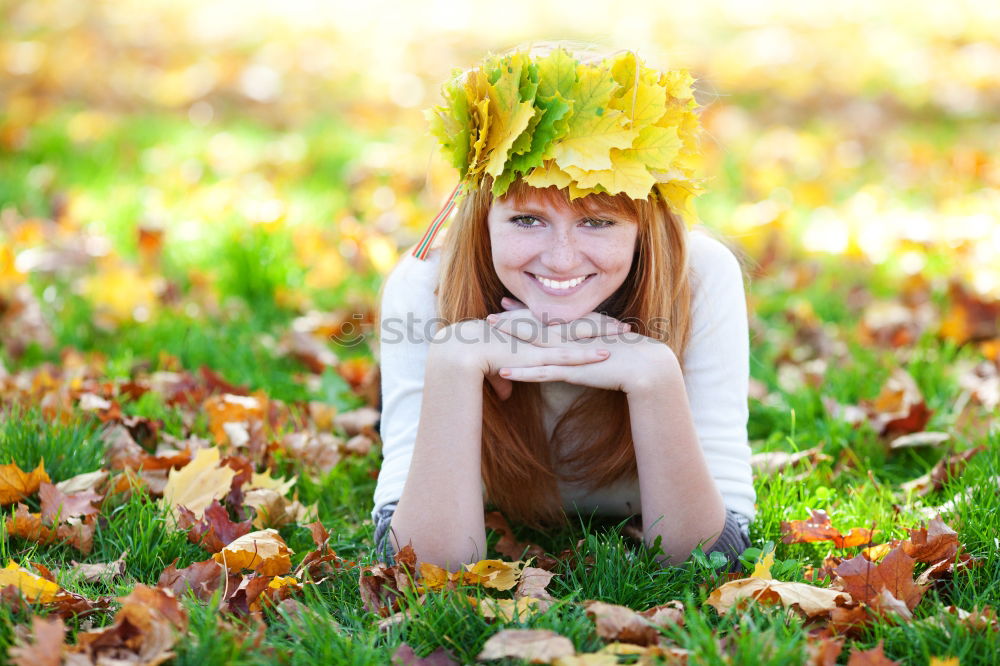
[516,566,556,606]
[54,470,108,495]
[866,369,932,438]
[485,511,555,568]
[474,596,542,622]
[752,551,775,578]
[213,529,293,576]
[162,447,237,520]
[845,640,900,665]
[68,551,127,583]
[392,643,459,665]
[900,446,986,497]
[706,576,851,619]
[464,559,523,591]
[902,516,958,563]
[0,459,50,505]
[158,558,235,602]
[584,600,683,646]
[0,561,62,602]
[177,500,253,552]
[834,548,926,610]
[477,629,575,662]
[781,510,876,548]
[805,634,844,666]
[38,482,101,523]
[9,616,66,666]
[243,488,313,529]
[889,432,950,449]
[751,445,831,475]
[69,585,188,665]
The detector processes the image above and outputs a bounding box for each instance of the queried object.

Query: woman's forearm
[627,360,727,565]
[389,341,488,569]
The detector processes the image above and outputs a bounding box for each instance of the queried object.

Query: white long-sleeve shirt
[371,230,756,524]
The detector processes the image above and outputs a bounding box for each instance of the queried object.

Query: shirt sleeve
[371,250,442,520]
[682,231,756,524]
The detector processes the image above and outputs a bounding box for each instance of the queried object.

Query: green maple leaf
[493,92,572,196]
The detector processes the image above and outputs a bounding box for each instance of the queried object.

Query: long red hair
[429,176,693,527]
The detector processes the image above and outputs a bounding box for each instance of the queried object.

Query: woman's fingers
[487,311,631,345]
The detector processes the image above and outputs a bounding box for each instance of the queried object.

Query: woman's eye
[584,218,616,228]
[510,215,540,228]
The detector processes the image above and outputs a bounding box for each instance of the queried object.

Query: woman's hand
[486,297,631,400]
[485,297,679,395]
[435,304,615,402]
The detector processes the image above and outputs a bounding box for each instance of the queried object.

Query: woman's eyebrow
[509,205,616,221]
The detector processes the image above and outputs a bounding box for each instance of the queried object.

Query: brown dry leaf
[244,488,313,529]
[0,459,50,505]
[706,576,851,619]
[781,510,876,548]
[845,640,900,665]
[162,446,236,521]
[280,431,343,474]
[213,528,293,576]
[865,369,932,438]
[9,615,66,666]
[751,445,832,476]
[6,503,57,546]
[38,482,101,523]
[834,548,926,610]
[889,432,950,449]
[54,470,108,495]
[584,600,683,646]
[939,281,1000,345]
[806,634,844,666]
[477,629,575,662]
[68,551,127,583]
[334,406,380,437]
[516,567,556,607]
[902,516,959,563]
[900,446,986,497]
[943,605,998,631]
[70,585,188,665]
[485,512,555,568]
[392,643,459,665]
[203,393,266,446]
[177,500,253,553]
[158,558,235,602]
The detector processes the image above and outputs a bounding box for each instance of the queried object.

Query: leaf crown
[426,47,705,220]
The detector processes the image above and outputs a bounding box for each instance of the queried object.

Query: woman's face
[487,190,639,324]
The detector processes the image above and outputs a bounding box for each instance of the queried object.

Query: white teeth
[536,274,587,290]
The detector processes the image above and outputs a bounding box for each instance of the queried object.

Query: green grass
[3,98,999,666]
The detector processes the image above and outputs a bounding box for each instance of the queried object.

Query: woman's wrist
[429,320,490,377]
[623,342,683,396]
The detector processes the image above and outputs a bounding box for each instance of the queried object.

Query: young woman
[371,45,755,570]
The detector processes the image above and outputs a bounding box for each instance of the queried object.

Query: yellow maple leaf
[524,160,573,190]
[609,54,667,128]
[249,471,297,496]
[483,54,536,178]
[0,459,50,505]
[751,551,775,579]
[547,66,636,171]
[464,559,523,591]
[474,595,540,622]
[0,561,62,602]
[564,149,654,199]
[213,528,293,576]
[162,447,236,521]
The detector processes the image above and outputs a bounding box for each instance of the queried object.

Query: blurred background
[2,0,999,410]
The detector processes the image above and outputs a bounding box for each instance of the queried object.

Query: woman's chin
[527,302,593,325]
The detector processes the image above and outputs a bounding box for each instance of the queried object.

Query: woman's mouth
[526,272,595,296]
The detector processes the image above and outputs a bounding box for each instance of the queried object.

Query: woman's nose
[542,232,580,271]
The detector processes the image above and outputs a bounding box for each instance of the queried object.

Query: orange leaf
[0,460,50,505]
[781,510,875,548]
[213,529,293,576]
[834,547,926,610]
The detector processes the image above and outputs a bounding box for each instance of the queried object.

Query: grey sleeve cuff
[372,501,399,562]
[703,508,751,571]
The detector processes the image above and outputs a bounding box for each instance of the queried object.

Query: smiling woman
[372,43,754,571]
